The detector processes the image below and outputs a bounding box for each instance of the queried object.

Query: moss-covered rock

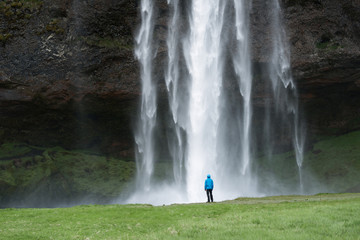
[0,0,43,21]
[255,131,360,195]
[0,0,43,45]
[82,36,133,50]
[45,18,65,34]
[0,33,12,43]
[0,142,136,207]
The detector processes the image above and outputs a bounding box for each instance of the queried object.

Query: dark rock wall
[0,0,359,156]
[251,0,360,138]
[0,0,139,157]
[283,0,360,137]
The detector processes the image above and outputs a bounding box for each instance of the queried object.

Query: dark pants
[206,189,213,202]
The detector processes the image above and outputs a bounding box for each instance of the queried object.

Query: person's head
[207,174,211,178]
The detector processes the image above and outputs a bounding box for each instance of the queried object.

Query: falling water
[232,0,253,176]
[268,0,305,193]
[165,0,186,188]
[134,0,157,191]
[182,0,227,202]
[127,0,306,205]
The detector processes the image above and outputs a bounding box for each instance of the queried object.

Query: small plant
[83,36,133,50]
[315,33,340,51]
[45,18,65,34]
[0,0,43,20]
[0,33,12,43]
[316,42,341,51]
[316,42,328,49]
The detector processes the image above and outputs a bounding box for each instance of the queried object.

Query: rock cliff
[0,0,359,156]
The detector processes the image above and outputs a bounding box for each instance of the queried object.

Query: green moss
[0,143,136,199]
[4,10,13,17]
[52,150,135,196]
[257,131,360,193]
[0,143,35,159]
[45,18,65,35]
[328,44,339,50]
[316,42,329,49]
[19,0,43,11]
[10,1,22,8]
[82,36,133,50]
[316,41,341,51]
[0,0,43,20]
[0,33,12,42]
[315,32,342,51]
[0,0,43,45]
[0,171,16,186]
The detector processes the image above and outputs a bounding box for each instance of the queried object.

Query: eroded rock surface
[0,0,359,156]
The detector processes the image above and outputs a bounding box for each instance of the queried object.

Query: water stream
[134,0,157,192]
[183,0,227,202]
[127,0,306,205]
[267,0,306,193]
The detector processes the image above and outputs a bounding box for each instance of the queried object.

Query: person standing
[204,174,214,202]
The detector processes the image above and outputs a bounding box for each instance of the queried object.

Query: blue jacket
[204,174,214,190]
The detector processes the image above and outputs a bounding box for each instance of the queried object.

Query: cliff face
[0,0,359,156]
[251,0,360,137]
[285,0,360,136]
[0,0,139,156]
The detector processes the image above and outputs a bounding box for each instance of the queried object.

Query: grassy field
[0,193,359,240]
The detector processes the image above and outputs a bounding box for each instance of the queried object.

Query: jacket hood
[207,174,211,178]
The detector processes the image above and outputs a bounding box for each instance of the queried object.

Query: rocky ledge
[0,0,359,157]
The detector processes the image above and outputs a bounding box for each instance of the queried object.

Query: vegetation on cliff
[256,131,360,194]
[0,0,43,43]
[0,144,135,207]
[0,130,359,207]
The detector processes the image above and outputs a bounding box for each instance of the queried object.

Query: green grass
[303,131,360,192]
[0,193,359,239]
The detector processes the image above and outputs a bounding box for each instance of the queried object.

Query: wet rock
[0,0,359,155]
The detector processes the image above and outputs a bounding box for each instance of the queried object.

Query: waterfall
[134,0,156,191]
[267,0,306,193]
[165,0,186,188]
[232,0,253,176]
[126,0,306,205]
[183,0,227,202]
